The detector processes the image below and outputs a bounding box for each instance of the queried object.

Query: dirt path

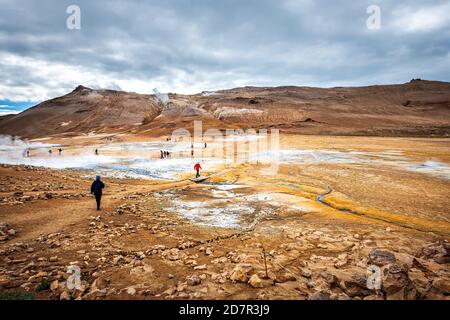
[0,179,194,242]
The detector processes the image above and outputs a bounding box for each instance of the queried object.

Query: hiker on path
[90,176,105,211]
[194,162,202,178]
[95,149,99,156]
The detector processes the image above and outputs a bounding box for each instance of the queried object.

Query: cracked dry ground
[0,162,449,300]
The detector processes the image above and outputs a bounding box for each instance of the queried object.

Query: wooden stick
[262,247,268,279]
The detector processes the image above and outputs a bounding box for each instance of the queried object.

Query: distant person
[191,149,194,157]
[160,150,164,159]
[26,150,30,157]
[194,162,202,178]
[95,149,99,156]
[167,151,170,158]
[58,148,62,155]
[90,176,105,211]
[48,150,52,156]
[205,142,207,148]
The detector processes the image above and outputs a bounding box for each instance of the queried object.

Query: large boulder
[419,241,450,264]
[381,263,415,300]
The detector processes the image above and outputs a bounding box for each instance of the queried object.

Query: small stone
[163,287,176,296]
[193,264,207,270]
[60,291,71,300]
[308,291,332,300]
[112,255,124,265]
[248,274,263,288]
[49,256,58,262]
[302,268,312,278]
[127,287,137,295]
[50,280,59,292]
[91,277,107,291]
[368,249,396,266]
[230,265,251,283]
[187,275,201,286]
[432,279,450,295]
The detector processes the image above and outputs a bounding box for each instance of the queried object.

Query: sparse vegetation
[35,279,51,292]
[0,291,34,300]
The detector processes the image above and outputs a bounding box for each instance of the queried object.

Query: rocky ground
[1,134,449,300]
[0,156,449,300]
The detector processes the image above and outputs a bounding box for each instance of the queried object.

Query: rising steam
[153,88,169,108]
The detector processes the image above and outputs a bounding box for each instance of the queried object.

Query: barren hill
[1,80,449,138]
[0,86,163,138]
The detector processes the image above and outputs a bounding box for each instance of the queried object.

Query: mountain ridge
[1,79,449,138]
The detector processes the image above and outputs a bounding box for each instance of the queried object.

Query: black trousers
[94,193,102,210]
[196,169,200,178]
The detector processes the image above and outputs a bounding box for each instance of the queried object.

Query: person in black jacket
[90,176,105,211]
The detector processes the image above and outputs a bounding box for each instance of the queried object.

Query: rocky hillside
[0,86,163,138]
[1,80,450,138]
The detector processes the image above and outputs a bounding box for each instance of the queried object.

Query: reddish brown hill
[1,80,449,138]
[0,86,163,138]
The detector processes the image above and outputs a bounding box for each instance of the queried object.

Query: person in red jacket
[194,162,202,178]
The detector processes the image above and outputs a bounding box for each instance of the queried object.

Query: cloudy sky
[0,0,449,114]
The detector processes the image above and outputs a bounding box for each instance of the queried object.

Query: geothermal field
[0,79,449,301]
[0,130,449,300]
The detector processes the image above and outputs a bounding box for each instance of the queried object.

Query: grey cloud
[0,0,449,103]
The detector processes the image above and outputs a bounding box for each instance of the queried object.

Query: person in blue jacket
[90,176,105,211]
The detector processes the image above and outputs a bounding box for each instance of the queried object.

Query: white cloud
[0,110,20,116]
[391,3,450,32]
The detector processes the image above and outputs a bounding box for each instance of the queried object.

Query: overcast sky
[0,0,449,114]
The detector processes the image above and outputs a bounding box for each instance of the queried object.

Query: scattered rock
[60,291,71,300]
[308,291,332,300]
[248,274,273,288]
[187,275,201,286]
[368,249,396,266]
[339,274,373,297]
[230,265,253,283]
[50,280,59,292]
[193,264,207,271]
[91,277,108,291]
[382,263,414,300]
[126,287,137,295]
